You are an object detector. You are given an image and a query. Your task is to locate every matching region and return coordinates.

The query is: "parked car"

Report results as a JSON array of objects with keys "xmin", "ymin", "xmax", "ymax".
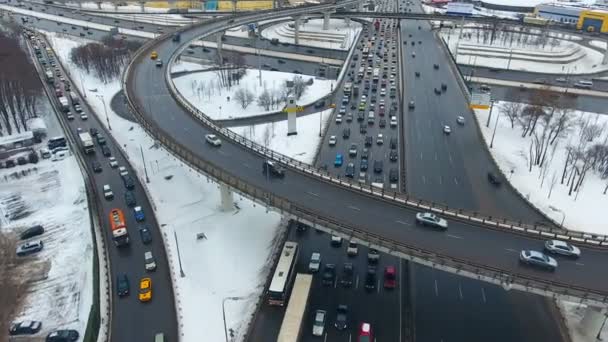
[
  {"xmin": 519, "ymin": 250, "xmax": 558, "ymax": 271},
  {"xmin": 20, "ymin": 225, "xmax": 44, "ymax": 240},
  {"xmin": 544, "ymin": 240, "xmax": 581, "ymax": 258},
  {"xmin": 10, "ymin": 320, "xmax": 42, "ymax": 335},
  {"xmin": 46, "ymin": 329, "xmax": 79, "ymax": 342},
  {"xmin": 415, "ymin": 212, "xmax": 448, "ymax": 230},
  {"xmin": 16, "ymin": 240, "xmax": 43, "ymax": 256}
]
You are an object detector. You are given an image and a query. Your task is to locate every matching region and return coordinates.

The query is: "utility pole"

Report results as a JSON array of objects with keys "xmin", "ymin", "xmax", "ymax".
[
  {"xmin": 490, "ymin": 108, "xmax": 500, "ymax": 148},
  {"xmin": 485, "ymin": 99, "xmax": 495, "ymax": 128},
  {"xmin": 140, "ymin": 145, "xmax": 150, "ymax": 183}
]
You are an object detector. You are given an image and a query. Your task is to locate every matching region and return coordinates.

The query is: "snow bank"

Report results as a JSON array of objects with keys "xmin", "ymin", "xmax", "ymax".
[{"xmin": 261, "ymin": 18, "xmax": 361, "ymax": 50}]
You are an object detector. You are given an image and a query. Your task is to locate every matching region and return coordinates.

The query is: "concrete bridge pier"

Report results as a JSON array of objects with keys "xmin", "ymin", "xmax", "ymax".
[
  {"xmin": 578, "ymin": 305, "xmax": 607, "ymax": 339},
  {"xmin": 345, "ymin": 16, "xmax": 351, "ymax": 27},
  {"xmin": 139, "ymin": 1, "xmax": 146, "ymax": 12},
  {"xmin": 323, "ymin": 11, "xmax": 331, "ymax": 30},
  {"xmin": 219, "ymin": 184, "xmax": 234, "ymax": 212},
  {"xmin": 358, "ymin": 0, "xmax": 365, "ymax": 11},
  {"xmin": 96, "ymin": 1, "xmax": 102, "ymax": 10},
  {"xmin": 293, "ymin": 16, "xmax": 301, "ymax": 45},
  {"xmin": 216, "ymin": 32, "xmax": 224, "ymax": 56},
  {"xmin": 603, "ymin": 42, "xmax": 608, "ymax": 65}
]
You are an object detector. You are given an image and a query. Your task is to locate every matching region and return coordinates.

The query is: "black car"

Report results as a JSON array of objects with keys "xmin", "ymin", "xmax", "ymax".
[
  {"xmin": 365, "ymin": 267, "xmax": 377, "ymax": 291},
  {"xmin": 389, "ymin": 168, "xmax": 399, "ymax": 183},
  {"xmin": 335, "ymin": 305, "xmax": 349, "ymax": 330},
  {"xmin": 373, "ymin": 160, "xmax": 383, "ymax": 173},
  {"xmin": 314, "ymin": 100, "xmax": 326, "ymax": 108},
  {"xmin": 441, "ymin": 83, "xmax": 447, "ymax": 91},
  {"xmin": 434, "ymin": 88, "xmax": 441, "ymax": 95},
  {"xmin": 10, "ymin": 320, "xmax": 42, "ymax": 335},
  {"xmin": 340, "ymin": 263, "xmax": 354, "ymax": 287},
  {"xmin": 390, "ymin": 137, "xmax": 398, "ymax": 149},
  {"xmin": 365, "ymin": 136, "xmax": 372, "ymax": 146},
  {"xmin": 20, "ymin": 225, "xmax": 44, "ymax": 240},
  {"xmin": 357, "ymin": 112, "xmax": 365, "ymax": 121},
  {"xmin": 343, "ymin": 128, "xmax": 351, "ymax": 139},
  {"xmin": 92, "ymin": 161, "xmax": 102, "ymax": 173},
  {"xmin": 139, "ymin": 225, "xmax": 152, "ymax": 244},
  {"xmin": 123, "ymin": 175, "xmax": 135, "ymax": 189},
  {"xmin": 360, "ymin": 159, "xmax": 369, "ymax": 171},
  {"xmin": 360, "ymin": 124, "xmax": 367, "ymax": 134},
  {"xmin": 46, "ymin": 329, "xmax": 79, "ymax": 342},
  {"xmin": 89, "ymin": 127, "xmax": 98, "ymax": 137},
  {"xmin": 389, "ymin": 150, "xmax": 398, "ymax": 162},
  {"xmin": 101, "ymin": 145, "xmax": 111, "ymax": 157},
  {"xmin": 96, "ymin": 135, "xmax": 106, "ymax": 145},
  {"xmin": 322, "ymin": 264, "xmax": 336, "ymax": 286},
  {"xmin": 487, "ymin": 172, "xmax": 502, "ymax": 186},
  {"xmin": 345, "ymin": 163, "xmax": 355, "ymax": 178},
  {"xmin": 124, "ymin": 190, "xmax": 136, "ymax": 207},
  {"xmin": 379, "ymin": 118, "xmax": 386, "ymax": 128},
  {"xmin": 433, "ymin": 64, "xmax": 439, "ymax": 69},
  {"xmin": 263, "ymin": 160, "xmax": 285, "ymax": 178},
  {"xmin": 116, "ymin": 274, "xmax": 129, "ymax": 297},
  {"xmin": 361, "ymin": 148, "xmax": 369, "ymax": 160}
]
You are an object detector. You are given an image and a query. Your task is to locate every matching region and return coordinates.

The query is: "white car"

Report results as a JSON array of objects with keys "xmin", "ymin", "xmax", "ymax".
[
  {"xmin": 109, "ymin": 157, "xmax": 118, "ymax": 168},
  {"xmin": 519, "ymin": 250, "xmax": 558, "ymax": 271},
  {"xmin": 309, "ymin": 252, "xmax": 321, "ymax": 272},
  {"xmin": 390, "ymin": 117, "xmax": 397, "ymax": 127},
  {"xmin": 328, "ymin": 136, "xmax": 337, "ymax": 146},
  {"xmin": 312, "ymin": 310, "xmax": 326, "ymax": 337},
  {"xmin": 415, "ymin": 212, "xmax": 448, "ymax": 230},
  {"xmin": 376, "ymin": 134, "xmax": 384, "ymax": 145},
  {"xmin": 205, "ymin": 134, "xmax": 221, "ymax": 146},
  {"xmin": 118, "ymin": 166, "xmax": 128, "ymax": 177},
  {"xmin": 103, "ymin": 184, "xmax": 113, "ymax": 199},
  {"xmin": 544, "ymin": 240, "xmax": 581, "ymax": 258},
  {"xmin": 456, "ymin": 116, "xmax": 465, "ymax": 125},
  {"xmin": 336, "ymin": 115, "xmax": 343, "ymax": 124},
  {"xmin": 443, "ymin": 125, "xmax": 452, "ymax": 134},
  {"xmin": 347, "ymin": 241, "xmax": 358, "ymax": 256}
]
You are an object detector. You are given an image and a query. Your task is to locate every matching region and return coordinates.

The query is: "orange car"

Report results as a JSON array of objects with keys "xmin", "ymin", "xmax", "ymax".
[{"xmin": 138, "ymin": 277, "xmax": 152, "ymax": 302}]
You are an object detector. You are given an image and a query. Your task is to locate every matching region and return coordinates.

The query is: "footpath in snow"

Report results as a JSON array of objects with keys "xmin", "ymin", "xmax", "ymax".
[{"xmin": 44, "ymin": 30, "xmax": 328, "ymax": 342}]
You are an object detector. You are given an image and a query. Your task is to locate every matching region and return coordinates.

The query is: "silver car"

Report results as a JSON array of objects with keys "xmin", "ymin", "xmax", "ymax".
[
  {"xmin": 309, "ymin": 252, "xmax": 321, "ymax": 272},
  {"xmin": 519, "ymin": 250, "xmax": 558, "ymax": 271},
  {"xmin": 415, "ymin": 212, "xmax": 448, "ymax": 230},
  {"xmin": 312, "ymin": 309, "xmax": 326, "ymax": 336},
  {"xmin": 544, "ymin": 240, "xmax": 581, "ymax": 258}
]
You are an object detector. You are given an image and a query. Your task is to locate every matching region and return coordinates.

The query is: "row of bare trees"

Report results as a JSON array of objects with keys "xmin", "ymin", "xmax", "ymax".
[{"xmin": 0, "ymin": 29, "xmax": 42, "ymax": 136}]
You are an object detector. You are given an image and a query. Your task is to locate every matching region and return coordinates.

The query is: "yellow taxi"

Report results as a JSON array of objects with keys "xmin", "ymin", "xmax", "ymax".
[
  {"xmin": 150, "ymin": 51, "xmax": 158, "ymax": 60},
  {"xmin": 139, "ymin": 277, "xmax": 152, "ymax": 302},
  {"xmin": 329, "ymin": 103, "xmax": 336, "ymax": 108}
]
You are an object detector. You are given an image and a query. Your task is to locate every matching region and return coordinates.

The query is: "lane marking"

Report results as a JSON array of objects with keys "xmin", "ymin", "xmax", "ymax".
[
  {"xmin": 481, "ymin": 287, "xmax": 487, "ymax": 303},
  {"xmin": 399, "ymin": 258, "xmax": 403, "ymax": 342},
  {"xmin": 307, "ymin": 191, "xmax": 320, "ymax": 197},
  {"xmin": 449, "ymin": 153, "xmax": 453, "ymax": 165},
  {"xmin": 419, "ymin": 151, "xmax": 423, "ymax": 160},
  {"xmin": 439, "ymin": 175, "xmax": 442, "ymax": 185},
  {"xmin": 434, "ymin": 279, "xmax": 439, "ymax": 297},
  {"xmin": 458, "ymin": 283, "xmax": 464, "ymax": 300},
  {"xmin": 348, "ymin": 205, "xmax": 361, "ymax": 211},
  {"xmin": 434, "ymin": 152, "xmax": 438, "ymax": 161},
  {"xmin": 575, "ymin": 262, "xmax": 585, "ymax": 266},
  {"xmin": 422, "ymin": 175, "xmax": 426, "ymax": 184},
  {"xmin": 355, "ymin": 275, "xmax": 359, "ymax": 289},
  {"xmin": 453, "ymin": 177, "xmax": 459, "ymax": 185},
  {"xmin": 218, "ymin": 150, "xmax": 228, "ymax": 156},
  {"xmin": 505, "ymin": 248, "xmax": 518, "ymax": 253},
  {"xmin": 446, "ymin": 234, "xmax": 463, "ymax": 240},
  {"xmin": 242, "ymin": 163, "xmax": 252, "ymax": 169},
  {"xmin": 396, "ymin": 220, "xmax": 411, "ymax": 226}
]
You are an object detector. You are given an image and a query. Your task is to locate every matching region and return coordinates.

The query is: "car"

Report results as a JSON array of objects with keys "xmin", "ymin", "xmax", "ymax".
[
  {"xmin": 384, "ymin": 265, "xmax": 397, "ymax": 288},
  {"xmin": 46, "ymin": 329, "xmax": 79, "ymax": 342},
  {"xmin": 364, "ymin": 267, "xmax": 377, "ymax": 291},
  {"xmin": 441, "ymin": 83, "xmax": 447, "ymax": 91},
  {"xmin": 117, "ymin": 273, "xmax": 130, "ymax": 297},
  {"xmin": 335, "ymin": 305, "xmax": 348, "ymax": 330},
  {"xmin": 96, "ymin": 135, "xmax": 106, "ymax": 145},
  {"xmin": 373, "ymin": 160, "xmax": 383, "ymax": 173},
  {"xmin": 123, "ymin": 175, "xmax": 135, "ymax": 190},
  {"xmin": 80, "ymin": 113, "xmax": 88, "ymax": 120},
  {"xmin": 331, "ymin": 235, "xmax": 342, "ymax": 246},
  {"xmin": 133, "ymin": 206, "xmax": 145, "ymax": 221},
  {"xmin": 433, "ymin": 63, "xmax": 439, "ymax": 69},
  {"xmin": 205, "ymin": 134, "xmax": 221, "ymax": 146},
  {"xmin": 349, "ymin": 143, "xmax": 358, "ymax": 156},
  {"xmin": 309, "ymin": 252, "xmax": 321, "ymax": 272},
  {"xmin": 262, "ymin": 160, "xmax": 285, "ymax": 178},
  {"xmin": 487, "ymin": 172, "xmax": 501, "ymax": 185},
  {"xmin": 342, "ymin": 128, "xmax": 351, "ymax": 139},
  {"xmin": 124, "ymin": 190, "xmax": 136, "ymax": 207},
  {"xmin": 145, "ymin": 251, "xmax": 157, "ymax": 271},
  {"xmin": 361, "ymin": 148, "xmax": 369, "ymax": 161},
  {"xmin": 345, "ymin": 163, "xmax": 355, "ymax": 178},
  {"xmin": 334, "ymin": 154, "xmax": 343, "ymax": 167},
  {"xmin": 555, "ymin": 77, "xmax": 567, "ymax": 83},
  {"xmin": 358, "ymin": 322, "xmax": 373, "ymax": 341},
  {"xmin": 101, "ymin": 145, "xmax": 111, "ymax": 157},
  {"xmin": 360, "ymin": 158, "xmax": 369, "ymax": 171},
  {"xmin": 360, "ymin": 123, "xmax": 367, "ymax": 134},
  {"xmin": 312, "ymin": 310, "xmax": 327, "ymax": 336},
  {"xmin": 347, "ymin": 241, "xmax": 358, "ymax": 256},
  {"xmin": 456, "ymin": 116, "xmax": 465, "ymax": 125},
  {"xmin": 376, "ymin": 134, "xmax": 384, "ymax": 145},
  {"xmin": 364, "ymin": 136, "xmax": 372, "ymax": 147},
  {"xmin": 20, "ymin": 225, "xmax": 44, "ymax": 240},
  {"xmin": 346, "ymin": 113, "xmax": 353, "ymax": 122},
  {"xmin": 73, "ymin": 104, "xmax": 83, "ymax": 113},
  {"xmin": 118, "ymin": 166, "xmax": 128, "ymax": 176},
  {"xmin": 92, "ymin": 161, "xmax": 102, "ymax": 173},
  {"xmin": 16, "ymin": 240, "xmax": 43, "ymax": 256},
  {"xmin": 443, "ymin": 125, "xmax": 452, "ymax": 134},
  {"xmin": 390, "ymin": 117, "xmax": 397, "ymax": 127},
  {"xmin": 10, "ymin": 320, "xmax": 42, "ymax": 335},
  {"xmin": 109, "ymin": 157, "xmax": 118, "ymax": 168},
  {"xmin": 379, "ymin": 118, "xmax": 386, "ymax": 128},
  {"xmin": 519, "ymin": 250, "xmax": 558, "ymax": 271},
  {"xmin": 139, "ymin": 225, "xmax": 152, "ymax": 244},
  {"xmin": 155, "ymin": 59, "xmax": 163, "ymax": 67},
  {"xmin": 103, "ymin": 184, "xmax": 114, "ymax": 199},
  {"xmin": 415, "ymin": 71, "xmax": 420, "ymax": 77},
  {"xmin": 139, "ymin": 277, "xmax": 153, "ymax": 302},
  {"xmin": 336, "ymin": 114, "xmax": 343, "ymax": 124},
  {"xmin": 328, "ymin": 136, "xmax": 337, "ymax": 146},
  {"xmin": 434, "ymin": 88, "xmax": 442, "ymax": 95},
  {"xmin": 322, "ymin": 263, "xmax": 336, "ymax": 286},
  {"xmin": 415, "ymin": 212, "xmax": 448, "ymax": 230},
  {"xmin": 389, "ymin": 168, "xmax": 398, "ymax": 183},
  {"xmin": 544, "ymin": 240, "xmax": 581, "ymax": 258},
  {"xmin": 408, "ymin": 100, "xmax": 415, "ymax": 109}
]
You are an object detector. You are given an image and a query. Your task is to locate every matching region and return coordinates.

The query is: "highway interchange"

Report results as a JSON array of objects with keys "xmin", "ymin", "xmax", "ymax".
[{"xmin": 8, "ymin": 0, "xmax": 608, "ymax": 341}]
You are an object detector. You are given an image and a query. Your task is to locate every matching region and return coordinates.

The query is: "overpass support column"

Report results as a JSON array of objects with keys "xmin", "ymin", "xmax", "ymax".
[
  {"xmin": 216, "ymin": 33, "xmax": 224, "ymax": 56},
  {"xmin": 294, "ymin": 16, "xmax": 301, "ymax": 45},
  {"xmin": 96, "ymin": 1, "xmax": 102, "ymax": 10},
  {"xmin": 579, "ymin": 306, "xmax": 606, "ymax": 337},
  {"xmin": 345, "ymin": 17, "xmax": 351, "ymax": 27},
  {"xmin": 359, "ymin": 0, "xmax": 365, "ymax": 11},
  {"xmin": 323, "ymin": 11, "xmax": 331, "ymax": 30},
  {"xmin": 219, "ymin": 184, "xmax": 234, "ymax": 212},
  {"xmin": 139, "ymin": 1, "xmax": 146, "ymax": 12},
  {"xmin": 603, "ymin": 42, "xmax": 608, "ymax": 65}
]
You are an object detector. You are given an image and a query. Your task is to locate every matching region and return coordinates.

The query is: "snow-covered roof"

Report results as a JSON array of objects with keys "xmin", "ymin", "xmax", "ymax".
[
  {"xmin": 480, "ymin": 0, "xmax": 547, "ymax": 7},
  {"xmin": 27, "ymin": 117, "xmax": 47, "ymax": 132},
  {"xmin": 0, "ymin": 131, "xmax": 34, "ymax": 146}
]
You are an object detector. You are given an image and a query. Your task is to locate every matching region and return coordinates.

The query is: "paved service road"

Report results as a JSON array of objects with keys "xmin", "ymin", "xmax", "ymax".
[
  {"xmin": 32, "ymin": 33, "xmax": 177, "ymax": 342},
  {"xmin": 127, "ymin": 3, "xmax": 608, "ymax": 296}
]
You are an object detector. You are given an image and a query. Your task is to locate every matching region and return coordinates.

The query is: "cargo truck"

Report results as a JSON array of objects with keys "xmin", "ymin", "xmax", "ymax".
[
  {"xmin": 78, "ymin": 132, "xmax": 95, "ymax": 154},
  {"xmin": 58, "ymin": 96, "xmax": 69, "ymax": 112}
]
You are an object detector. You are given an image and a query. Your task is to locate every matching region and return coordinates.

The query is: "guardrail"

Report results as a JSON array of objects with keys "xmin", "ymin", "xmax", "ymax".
[{"xmin": 122, "ymin": 1, "xmax": 608, "ymax": 306}]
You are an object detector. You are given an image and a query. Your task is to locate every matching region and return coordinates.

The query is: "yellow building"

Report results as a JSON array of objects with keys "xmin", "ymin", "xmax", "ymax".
[
  {"xmin": 577, "ymin": 10, "xmax": 608, "ymax": 33},
  {"xmin": 217, "ymin": 0, "xmax": 273, "ymax": 10}
]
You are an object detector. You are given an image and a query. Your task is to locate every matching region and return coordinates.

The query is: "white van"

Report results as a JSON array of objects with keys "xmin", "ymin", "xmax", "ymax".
[
  {"xmin": 40, "ymin": 148, "xmax": 51, "ymax": 159},
  {"xmin": 52, "ymin": 151, "xmax": 67, "ymax": 161}
]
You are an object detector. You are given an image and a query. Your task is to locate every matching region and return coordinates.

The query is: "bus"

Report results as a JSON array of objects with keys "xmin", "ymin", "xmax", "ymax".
[
  {"xmin": 109, "ymin": 209, "xmax": 130, "ymax": 247},
  {"xmin": 276, "ymin": 273, "xmax": 313, "ymax": 342},
  {"xmin": 47, "ymin": 136, "xmax": 66, "ymax": 150},
  {"xmin": 574, "ymin": 80, "xmax": 593, "ymax": 89},
  {"xmin": 267, "ymin": 241, "xmax": 299, "ymax": 306},
  {"xmin": 344, "ymin": 82, "xmax": 352, "ymax": 96}
]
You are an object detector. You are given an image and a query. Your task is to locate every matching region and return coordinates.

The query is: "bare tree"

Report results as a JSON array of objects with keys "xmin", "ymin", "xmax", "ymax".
[
  {"xmin": 234, "ymin": 87, "xmax": 255, "ymax": 109},
  {"xmin": 262, "ymin": 124, "xmax": 271, "ymax": 148},
  {"xmin": 257, "ymin": 89, "xmax": 272, "ymax": 111},
  {"xmin": 501, "ymin": 101, "xmax": 522, "ymax": 129}
]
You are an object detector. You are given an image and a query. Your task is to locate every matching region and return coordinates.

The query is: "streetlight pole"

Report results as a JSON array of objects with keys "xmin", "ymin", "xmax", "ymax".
[
  {"xmin": 490, "ymin": 107, "xmax": 500, "ymax": 148},
  {"xmin": 174, "ymin": 230, "xmax": 185, "ymax": 277},
  {"xmin": 96, "ymin": 95, "xmax": 111, "ymax": 131},
  {"xmin": 222, "ymin": 296, "xmax": 246, "ymax": 342},
  {"xmin": 140, "ymin": 145, "xmax": 150, "ymax": 183},
  {"xmin": 596, "ymin": 313, "xmax": 608, "ymax": 341},
  {"xmin": 485, "ymin": 99, "xmax": 495, "ymax": 128},
  {"xmin": 318, "ymin": 110, "xmax": 323, "ymax": 137}
]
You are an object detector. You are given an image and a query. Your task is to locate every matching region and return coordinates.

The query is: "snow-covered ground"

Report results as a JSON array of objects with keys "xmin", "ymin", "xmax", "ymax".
[
  {"xmin": 0, "ymin": 154, "xmax": 93, "ymax": 339},
  {"xmin": 171, "ymin": 59, "xmax": 215, "ymax": 74},
  {"xmin": 474, "ymin": 102, "xmax": 608, "ymax": 234},
  {"xmin": 173, "ymin": 69, "xmax": 335, "ymax": 120},
  {"xmin": 561, "ymin": 301, "xmax": 608, "ymax": 342},
  {"xmin": 441, "ymin": 29, "xmax": 606, "ymax": 74},
  {"xmin": 261, "ymin": 18, "xmax": 362, "ymax": 50},
  {"xmin": 44, "ymin": 30, "xmax": 326, "ymax": 342},
  {"xmin": 231, "ymin": 108, "xmax": 332, "ymax": 164},
  {"xmin": 66, "ymin": 1, "xmax": 173, "ymax": 12},
  {"xmin": 590, "ymin": 39, "xmax": 607, "ymax": 50}
]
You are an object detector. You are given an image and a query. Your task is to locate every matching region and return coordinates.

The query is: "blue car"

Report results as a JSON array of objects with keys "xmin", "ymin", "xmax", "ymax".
[
  {"xmin": 134, "ymin": 206, "xmax": 145, "ymax": 221},
  {"xmin": 335, "ymin": 154, "xmax": 343, "ymax": 167}
]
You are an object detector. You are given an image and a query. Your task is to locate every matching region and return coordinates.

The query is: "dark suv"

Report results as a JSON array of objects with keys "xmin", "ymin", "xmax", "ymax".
[
  {"xmin": 263, "ymin": 160, "xmax": 285, "ymax": 178},
  {"xmin": 117, "ymin": 273, "xmax": 130, "ymax": 297},
  {"xmin": 487, "ymin": 172, "xmax": 502, "ymax": 186}
]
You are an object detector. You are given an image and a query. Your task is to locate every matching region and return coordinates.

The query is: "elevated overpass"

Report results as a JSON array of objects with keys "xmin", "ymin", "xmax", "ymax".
[{"xmin": 123, "ymin": 0, "xmax": 608, "ymax": 309}]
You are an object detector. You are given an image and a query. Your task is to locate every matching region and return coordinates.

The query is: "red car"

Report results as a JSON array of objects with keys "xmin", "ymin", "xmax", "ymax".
[
  {"xmin": 384, "ymin": 266, "xmax": 396, "ymax": 289},
  {"xmin": 358, "ymin": 322, "xmax": 373, "ymax": 342}
]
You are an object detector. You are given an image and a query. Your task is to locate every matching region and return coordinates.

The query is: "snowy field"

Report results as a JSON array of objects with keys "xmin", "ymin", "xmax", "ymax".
[
  {"xmin": 44, "ymin": 31, "xmax": 326, "ymax": 342},
  {"xmin": 261, "ymin": 18, "xmax": 362, "ymax": 50},
  {"xmin": 474, "ymin": 102, "xmax": 608, "ymax": 234},
  {"xmin": 0, "ymin": 155, "xmax": 93, "ymax": 339},
  {"xmin": 441, "ymin": 29, "xmax": 605, "ymax": 74},
  {"xmin": 590, "ymin": 40, "xmax": 607, "ymax": 50},
  {"xmin": 231, "ymin": 108, "xmax": 332, "ymax": 164},
  {"xmin": 173, "ymin": 69, "xmax": 335, "ymax": 119},
  {"xmin": 171, "ymin": 60, "xmax": 215, "ymax": 74}
]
